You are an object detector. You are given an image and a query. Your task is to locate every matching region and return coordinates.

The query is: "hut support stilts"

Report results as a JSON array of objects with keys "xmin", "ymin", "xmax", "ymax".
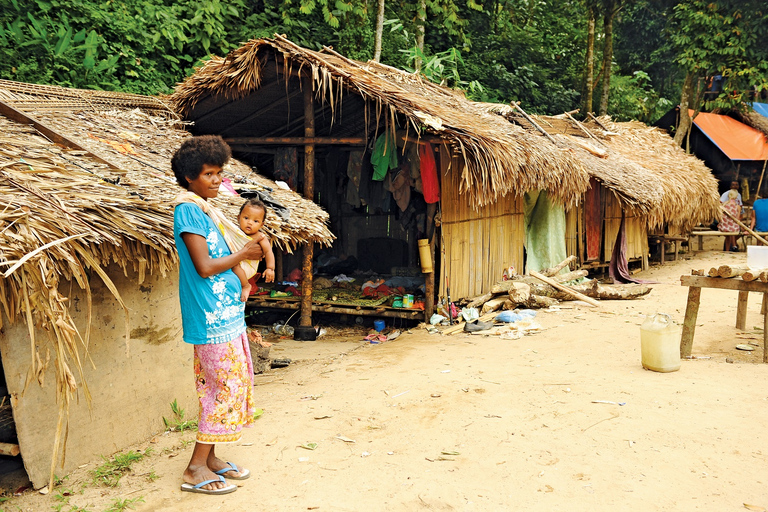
[{"xmin": 297, "ymin": 75, "xmax": 316, "ymax": 339}]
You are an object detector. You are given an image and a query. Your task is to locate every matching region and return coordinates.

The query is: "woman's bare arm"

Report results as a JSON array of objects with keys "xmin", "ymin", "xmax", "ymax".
[{"xmin": 181, "ymin": 232, "xmax": 264, "ymax": 278}]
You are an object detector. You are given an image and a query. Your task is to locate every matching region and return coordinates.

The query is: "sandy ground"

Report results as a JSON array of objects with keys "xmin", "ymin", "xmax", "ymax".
[{"xmin": 6, "ymin": 246, "xmax": 768, "ymax": 512}]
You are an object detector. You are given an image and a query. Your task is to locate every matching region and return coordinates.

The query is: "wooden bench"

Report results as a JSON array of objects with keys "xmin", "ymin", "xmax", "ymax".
[
  {"xmin": 648, "ymin": 234, "xmax": 688, "ymax": 264},
  {"xmin": 691, "ymin": 230, "xmax": 768, "ymax": 251}
]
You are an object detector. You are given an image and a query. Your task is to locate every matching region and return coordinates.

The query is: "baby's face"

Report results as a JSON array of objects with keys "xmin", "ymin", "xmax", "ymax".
[{"xmin": 239, "ymin": 205, "xmax": 266, "ymax": 236}]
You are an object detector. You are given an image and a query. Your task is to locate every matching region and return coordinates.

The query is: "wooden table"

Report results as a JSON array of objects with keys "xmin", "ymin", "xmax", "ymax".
[
  {"xmin": 648, "ymin": 234, "xmax": 688, "ymax": 264},
  {"xmin": 680, "ymin": 275, "xmax": 768, "ymax": 362}
]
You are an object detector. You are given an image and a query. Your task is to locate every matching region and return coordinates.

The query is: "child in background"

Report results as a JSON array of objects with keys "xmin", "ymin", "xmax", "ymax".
[{"xmin": 232, "ymin": 198, "xmax": 275, "ymax": 300}]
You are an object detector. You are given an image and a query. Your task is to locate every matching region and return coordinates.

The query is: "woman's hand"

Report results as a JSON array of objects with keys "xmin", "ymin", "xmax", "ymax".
[{"xmin": 242, "ymin": 237, "xmax": 265, "ymax": 261}]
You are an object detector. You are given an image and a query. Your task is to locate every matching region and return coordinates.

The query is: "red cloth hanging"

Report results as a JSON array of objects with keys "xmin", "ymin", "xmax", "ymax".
[{"xmin": 419, "ymin": 143, "xmax": 440, "ymax": 203}]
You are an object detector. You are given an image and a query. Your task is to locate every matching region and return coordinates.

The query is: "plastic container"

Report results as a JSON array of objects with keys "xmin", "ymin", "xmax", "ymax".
[
  {"xmin": 373, "ymin": 320, "xmax": 385, "ymax": 332},
  {"xmin": 640, "ymin": 314, "xmax": 681, "ymax": 373},
  {"xmin": 403, "ymin": 294, "xmax": 414, "ymax": 308},
  {"xmin": 418, "ymin": 239, "xmax": 433, "ymax": 273},
  {"xmin": 747, "ymin": 246, "xmax": 768, "ymax": 268}
]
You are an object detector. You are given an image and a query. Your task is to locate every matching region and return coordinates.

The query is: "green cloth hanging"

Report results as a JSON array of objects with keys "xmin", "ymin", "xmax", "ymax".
[
  {"xmin": 370, "ymin": 132, "xmax": 398, "ymax": 181},
  {"xmin": 524, "ymin": 190, "xmax": 567, "ymax": 273}
]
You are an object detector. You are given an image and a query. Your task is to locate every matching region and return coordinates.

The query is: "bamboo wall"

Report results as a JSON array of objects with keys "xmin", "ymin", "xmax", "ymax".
[
  {"xmin": 439, "ymin": 145, "xmax": 524, "ymax": 300},
  {"xmin": 565, "ymin": 207, "xmax": 579, "ymax": 260},
  {"xmin": 604, "ymin": 192, "xmax": 649, "ymax": 261}
]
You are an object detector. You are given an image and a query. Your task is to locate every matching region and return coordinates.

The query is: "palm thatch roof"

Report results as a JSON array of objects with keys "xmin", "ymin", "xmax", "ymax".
[
  {"xmin": 732, "ymin": 109, "xmax": 768, "ymax": 141},
  {"xmin": 491, "ymin": 106, "xmax": 720, "ymax": 230},
  {"xmin": 170, "ymin": 35, "xmax": 590, "ymax": 208},
  {"xmin": 0, "ymin": 80, "xmax": 333, "ymax": 485}
]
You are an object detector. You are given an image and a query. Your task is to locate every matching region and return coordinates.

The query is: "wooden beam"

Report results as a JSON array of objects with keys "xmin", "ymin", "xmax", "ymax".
[
  {"xmin": 223, "ymin": 136, "xmax": 367, "ymax": 145},
  {"xmin": 247, "ymin": 299, "xmax": 424, "ymax": 319},
  {"xmin": 681, "ymin": 275, "xmax": 768, "ymax": 292},
  {"xmin": 0, "ymin": 99, "xmax": 118, "ymax": 169},
  {"xmin": 299, "ymin": 75, "xmax": 315, "ymax": 329}
]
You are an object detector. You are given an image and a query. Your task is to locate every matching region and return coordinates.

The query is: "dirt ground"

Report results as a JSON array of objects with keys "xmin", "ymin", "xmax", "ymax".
[{"xmin": 6, "ymin": 245, "xmax": 768, "ymax": 512}]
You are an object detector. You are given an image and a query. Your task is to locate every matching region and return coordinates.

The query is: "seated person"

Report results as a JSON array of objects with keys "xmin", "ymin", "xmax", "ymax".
[{"xmin": 751, "ymin": 195, "xmax": 768, "ymax": 246}]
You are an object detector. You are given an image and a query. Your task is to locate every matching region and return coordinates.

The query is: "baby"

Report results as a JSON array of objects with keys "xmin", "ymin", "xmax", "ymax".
[{"xmin": 232, "ymin": 198, "xmax": 275, "ymax": 301}]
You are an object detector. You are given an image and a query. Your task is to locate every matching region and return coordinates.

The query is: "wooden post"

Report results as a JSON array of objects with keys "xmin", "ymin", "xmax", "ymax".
[
  {"xmin": 764, "ymin": 293, "xmax": 768, "ymax": 363},
  {"xmin": 736, "ymin": 290, "xmax": 749, "ymax": 330},
  {"xmin": 299, "ymin": 76, "xmax": 315, "ymax": 330},
  {"xmin": 275, "ymin": 247, "xmax": 284, "ymax": 282},
  {"xmin": 424, "ymin": 236, "xmax": 435, "ymax": 318},
  {"xmin": 680, "ymin": 286, "xmax": 701, "ymax": 357}
]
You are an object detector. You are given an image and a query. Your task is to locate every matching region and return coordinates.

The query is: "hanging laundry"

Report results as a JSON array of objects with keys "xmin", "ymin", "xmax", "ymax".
[
  {"xmin": 419, "ymin": 142, "xmax": 440, "ymax": 203},
  {"xmin": 346, "ymin": 150, "xmax": 364, "ymax": 207},
  {"xmin": 391, "ymin": 167, "xmax": 411, "ymax": 212},
  {"xmin": 274, "ymin": 147, "xmax": 298, "ymax": 190},
  {"xmin": 370, "ymin": 132, "xmax": 398, "ymax": 181},
  {"xmin": 405, "ymin": 144, "xmax": 422, "ymax": 194}
]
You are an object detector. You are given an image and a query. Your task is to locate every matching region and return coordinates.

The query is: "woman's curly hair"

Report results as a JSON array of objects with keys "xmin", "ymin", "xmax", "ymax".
[{"xmin": 171, "ymin": 135, "xmax": 231, "ymax": 189}]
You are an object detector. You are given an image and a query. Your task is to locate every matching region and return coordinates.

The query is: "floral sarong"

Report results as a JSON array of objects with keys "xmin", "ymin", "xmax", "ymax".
[{"xmin": 194, "ymin": 332, "xmax": 255, "ymax": 444}]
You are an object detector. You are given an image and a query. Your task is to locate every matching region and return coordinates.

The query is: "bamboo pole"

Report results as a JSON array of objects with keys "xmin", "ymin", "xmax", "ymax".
[
  {"xmin": 510, "ymin": 102, "xmax": 558, "ymax": 145},
  {"xmin": 529, "ymin": 271, "xmax": 600, "ymax": 307},
  {"xmin": 299, "ymin": 75, "xmax": 315, "ymax": 331},
  {"xmin": 756, "ymin": 158, "xmax": 768, "ymax": 199},
  {"xmin": 720, "ymin": 205, "xmax": 768, "ymax": 245}
]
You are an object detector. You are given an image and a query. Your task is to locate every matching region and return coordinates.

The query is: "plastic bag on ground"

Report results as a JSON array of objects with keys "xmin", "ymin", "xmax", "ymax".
[{"xmin": 461, "ymin": 307, "xmax": 479, "ymax": 322}]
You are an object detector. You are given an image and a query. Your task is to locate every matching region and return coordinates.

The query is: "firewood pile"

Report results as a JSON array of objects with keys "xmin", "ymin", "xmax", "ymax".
[
  {"xmin": 692, "ymin": 265, "xmax": 768, "ymax": 282},
  {"xmin": 442, "ymin": 256, "xmax": 652, "ymax": 334}
]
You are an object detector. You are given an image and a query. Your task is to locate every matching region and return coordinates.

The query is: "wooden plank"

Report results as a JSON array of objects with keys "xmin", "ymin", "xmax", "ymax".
[
  {"xmin": 0, "ymin": 99, "xmax": 119, "ymax": 169},
  {"xmin": 680, "ymin": 286, "xmax": 702, "ymax": 357},
  {"xmin": 529, "ymin": 270, "xmax": 600, "ymax": 307},
  {"xmin": 681, "ymin": 275, "xmax": 768, "ymax": 292},
  {"xmin": 764, "ymin": 293, "xmax": 768, "ymax": 363},
  {"xmin": 736, "ymin": 290, "xmax": 749, "ymax": 330},
  {"xmin": 223, "ymin": 136, "xmax": 367, "ymax": 145}
]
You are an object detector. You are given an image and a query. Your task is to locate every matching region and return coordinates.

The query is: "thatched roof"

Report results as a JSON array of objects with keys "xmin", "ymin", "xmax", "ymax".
[
  {"xmin": 733, "ymin": 109, "xmax": 768, "ymax": 141},
  {"xmin": 170, "ymin": 35, "xmax": 590, "ymax": 208},
  {"xmin": 492, "ymin": 106, "xmax": 720, "ymax": 230}
]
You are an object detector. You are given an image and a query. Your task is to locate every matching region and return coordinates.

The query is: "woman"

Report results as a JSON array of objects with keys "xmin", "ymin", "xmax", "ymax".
[
  {"xmin": 171, "ymin": 136, "xmax": 264, "ymax": 494},
  {"xmin": 719, "ymin": 189, "xmax": 741, "ymax": 252}
]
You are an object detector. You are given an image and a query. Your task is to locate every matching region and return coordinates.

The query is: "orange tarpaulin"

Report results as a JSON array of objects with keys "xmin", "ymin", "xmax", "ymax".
[{"xmin": 689, "ymin": 110, "xmax": 768, "ymax": 161}]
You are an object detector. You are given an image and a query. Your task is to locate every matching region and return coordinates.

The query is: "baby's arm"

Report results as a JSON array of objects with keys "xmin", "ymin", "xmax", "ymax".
[
  {"xmin": 232, "ymin": 263, "xmax": 251, "ymax": 301},
  {"xmin": 258, "ymin": 234, "xmax": 276, "ymax": 283}
]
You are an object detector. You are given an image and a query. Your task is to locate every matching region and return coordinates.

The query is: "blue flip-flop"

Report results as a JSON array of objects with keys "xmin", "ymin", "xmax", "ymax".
[
  {"xmin": 215, "ymin": 461, "xmax": 251, "ymax": 480},
  {"xmin": 180, "ymin": 475, "xmax": 237, "ymax": 494}
]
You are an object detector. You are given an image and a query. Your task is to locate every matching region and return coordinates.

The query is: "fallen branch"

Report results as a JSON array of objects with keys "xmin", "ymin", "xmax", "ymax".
[
  {"xmin": 529, "ymin": 271, "xmax": 600, "ymax": 307},
  {"xmin": 540, "ymin": 256, "xmax": 577, "ymax": 277}
]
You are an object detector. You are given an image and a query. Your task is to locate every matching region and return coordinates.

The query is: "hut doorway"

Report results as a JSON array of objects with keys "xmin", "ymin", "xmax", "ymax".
[{"xmin": 0, "ymin": 352, "xmax": 28, "ymax": 492}]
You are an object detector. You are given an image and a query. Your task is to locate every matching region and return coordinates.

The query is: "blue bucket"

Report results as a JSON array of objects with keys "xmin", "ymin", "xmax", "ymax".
[{"xmin": 373, "ymin": 320, "xmax": 385, "ymax": 332}]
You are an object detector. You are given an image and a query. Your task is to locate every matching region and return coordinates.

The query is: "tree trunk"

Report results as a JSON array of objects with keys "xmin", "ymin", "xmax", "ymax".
[
  {"xmin": 598, "ymin": 3, "xmax": 614, "ymax": 116},
  {"xmin": 373, "ymin": 0, "xmax": 385, "ymax": 62},
  {"xmin": 582, "ymin": 5, "xmax": 596, "ymax": 115},
  {"xmin": 674, "ymin": 72, "xmax": 694, "ymax": 147},
  {"xmin": 415, "ymin": 0, "xmax": 426, "ymax": 71}
]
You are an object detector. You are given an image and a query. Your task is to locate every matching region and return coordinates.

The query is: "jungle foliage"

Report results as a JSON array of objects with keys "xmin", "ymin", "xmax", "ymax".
[{"xmin": 1, "ymin": 0, "xmax": 767, "ymax": 122}]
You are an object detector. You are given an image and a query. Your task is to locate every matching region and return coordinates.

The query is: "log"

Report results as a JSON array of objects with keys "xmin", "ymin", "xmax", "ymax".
[
  {"xmin": 507, "ymin": 282, "xmax": 531, "ymax": 303},
  {"xmin": 553, "ymin": 269, "xmax": 589, "ymax": 283},
  {"xmin": 466, "ymin": 292, "xmax": 493, "ymax": 309},
  {"xmin": 717, "ymin": 265, "xmax": 750, "ymax": 278},
  {"xmin": 570, "ymin": 281, "xmax": 652, "ymax": 300},
  {"xmin": 529, "ymin": 271, "xmax": 600, "ymax": 307},
  {"xmin": 540, "ymin": 256, "xmax": 577, "ymax": 277},
  {"xmin": 521, "ymin": 294, "xmax": 559, "ymax": 308},
  {"xmin": 0, "ymin": 442, "xmax": 20, "ymax": 457},
  {"xmin": 490, "ymin": 280, "xmax": 520, "ymax": 295},
  {"xmin": 761, "ymin": 271, "xmax": 768, "ymax": 283},
  {"xmin": 691, "ymin": 269, "xmax": 706, "ymax": 276},
  {"xmin": 442, "ymin": 312, "xmax": 498, "ymax": 335},
  {"xmin": 502, "ymin": 299, "xmax": 515, "ymax": 310},
  {"xmin": 742, "ymin": 268, "xmax": 768, "ymax": 282},
  {"xmin": 481, "ymin": 297, "xmax": 508, "ymax": 315},
  {"xmin": 708, "ymin": 267, "xmax": 720, "ymax": 277}
]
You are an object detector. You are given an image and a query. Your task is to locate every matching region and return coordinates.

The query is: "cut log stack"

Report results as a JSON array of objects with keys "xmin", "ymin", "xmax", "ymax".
[
  {"xmin": 451, "ymin": 256, "xmax": 653, "ymax": 327},
  {"xmin": 696, "ymin": 267, "xmax": 768, "ymax": 283}
]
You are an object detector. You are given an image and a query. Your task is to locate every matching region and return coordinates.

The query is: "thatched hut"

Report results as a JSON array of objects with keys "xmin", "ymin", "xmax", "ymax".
[
  {"xmin": 170, "ymin": 35, "xmax": 591, "ymax": 311},
  {"xmin": 495, "ymin": 107, "xmax": 720, "ymax": 267},
  {"xmin": 0, "ymin": 79, "xmax": 331, "ymax": 488}
]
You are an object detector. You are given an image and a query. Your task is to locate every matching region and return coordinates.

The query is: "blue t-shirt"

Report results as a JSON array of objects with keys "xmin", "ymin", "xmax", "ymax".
[
  {"xmin": 754, "ymin": 199, "xmax": 768, "ymax": 232},
  {"xmin": 173, "ymin": 203, "xmax": 246, "ymax": 345}
]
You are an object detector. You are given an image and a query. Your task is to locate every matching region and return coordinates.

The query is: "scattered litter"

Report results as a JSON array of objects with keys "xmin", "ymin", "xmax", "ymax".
[
  {"xmin": 431, "ymin": 393, "xmax": 441, "ymax": 398},
  {"xmin": 744, "ymin": 504, "xmax": 766, "ymax": 512},
  {"xmin": 298, "ymin": 457, "xmax": 310, "ymax": 462},
  {"xmin": 441, "ymin": 450, "xmax": 460, "ymax": 455},
  {"xmin": 441, "ymin": 369, "xmax": 451, "ymax": 373},
  {"xmin": 391, "ymin": 390, "xmax": 410, "ymax": 398},
  {"xmin": 300, "ymin": 395, "xmax": 323, "ymax": 401},
  {"xmin": 386, "ymin": 330, "xmax": 401, "ymax": 341},
  {"xmin": 299, "ymin": 443, "xmax": 318, "ymax": 450},
  {"xmin": 430, "ymin": 314, "xmax": 447, "ymax": 325},
  {"xmin": 736, "ymin": 344, "xmax": 755, "ymax": 351},
  {"xmin": 314, "ymin": 415, "xmax": 332, "ymax": 420},
  {"xmin": 361, "ymin": 451, "xmax": 371, "ymax": 457},
  {"xmin": 38, "ymin": 486, "xmax": 49, "ymax": 495},
  {"xmin": 388, "ymin": 451, "xmax": 394, "ymax": 455},
  {"xmin": 335, "ymin": 435, "xmax": 356, "ymax": 443},
  {"xmin": 461, "ymin": 307, "xmax": 480, "ymax": 322},
  {"xmin": 592, "ymin": 400, "xmax": 626, "ymax": 406},
  {"xmin": 684, "ymin": 355, "xmax": 711, "ymax": 360}
]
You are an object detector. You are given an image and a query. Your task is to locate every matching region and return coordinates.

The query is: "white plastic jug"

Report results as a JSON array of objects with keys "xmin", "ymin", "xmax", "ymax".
[{"xmin": 640, "ymin": 314, "xmax": 681, "ymax": 373}]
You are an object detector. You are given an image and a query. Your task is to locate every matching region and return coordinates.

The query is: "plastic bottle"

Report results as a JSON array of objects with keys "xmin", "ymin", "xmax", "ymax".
[{"xmin": 640, "ymin": 314, "xmax": 682, "ymax": 372}]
